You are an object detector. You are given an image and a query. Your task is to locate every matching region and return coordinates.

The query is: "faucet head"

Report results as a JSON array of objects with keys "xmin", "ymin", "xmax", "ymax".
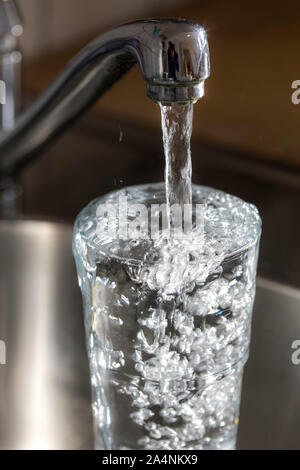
[{"xmin": 128, "ymin": 19, "xmax": 210, "ymax": 104}]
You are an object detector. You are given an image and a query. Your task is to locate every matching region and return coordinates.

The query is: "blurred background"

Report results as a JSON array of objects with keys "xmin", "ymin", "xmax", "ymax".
[{"xmin": 1, "ymin": 0, "xmax": 300, "ymax": 450}]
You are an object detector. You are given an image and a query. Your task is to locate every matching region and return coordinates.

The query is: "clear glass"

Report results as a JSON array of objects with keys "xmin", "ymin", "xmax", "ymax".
[{"xmin": 73, "ymin": 183, "xmax": 261, "ymax": 450}]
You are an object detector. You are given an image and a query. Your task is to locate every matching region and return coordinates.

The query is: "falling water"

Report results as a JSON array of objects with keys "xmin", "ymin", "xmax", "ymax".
[{"xmin": 160, "ymin": 102, "xmax": 194, "ymax": 208}]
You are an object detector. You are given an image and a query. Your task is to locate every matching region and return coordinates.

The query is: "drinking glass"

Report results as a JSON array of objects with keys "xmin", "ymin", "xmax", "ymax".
[{"xmin": 73, "ymin": 183, "xmax": 261, "ymax": 450}]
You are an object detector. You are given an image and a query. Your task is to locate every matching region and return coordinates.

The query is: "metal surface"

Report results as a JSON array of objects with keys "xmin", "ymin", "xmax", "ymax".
[
  {"xmin": 0, "ymin": 0, "xmax": 22, "ymax": 131},
  {"xmin": 238, "ymin": 278, "xmax": 300, "ymax": 450},
  {"xmin": 0, "ymin": 220, "xmax": 93, "ymax": 450},
  {"xmin": 0, "ymin": 18, "xmax": 209, "ymax": 176},
  {"xmin": 0, "ymin": 220, "xmax": 299, "ymax": 449}
]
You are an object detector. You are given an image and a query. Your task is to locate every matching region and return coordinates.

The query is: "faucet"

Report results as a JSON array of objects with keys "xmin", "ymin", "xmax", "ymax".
[{"xmin": 0, "ymin": 18, "xmax": 210, "ymax": 178}]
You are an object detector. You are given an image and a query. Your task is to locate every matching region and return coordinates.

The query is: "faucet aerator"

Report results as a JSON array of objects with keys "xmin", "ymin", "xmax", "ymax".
[{"xmin": 146, "ymin": 82, "xmax": 205, "ymax": 105}]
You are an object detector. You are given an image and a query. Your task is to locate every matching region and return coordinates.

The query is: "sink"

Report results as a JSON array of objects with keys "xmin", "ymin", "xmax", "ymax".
[
  {"xmin": 239, "ymin": 278, "xmax": 300, "ymax": 449},
  {"xmin": 0, "ymin": 220, "xmax": 93, "ymax": 449},
  {"xmin": 0, "ymin": 219, "xmax": 299, "ymax": 449},
  {"xmin": 1, "ymin": 116, "xmax": 299, "ymax": 449}
]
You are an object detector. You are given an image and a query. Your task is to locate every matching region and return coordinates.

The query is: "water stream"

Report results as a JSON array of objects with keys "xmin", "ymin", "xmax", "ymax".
[{"xmin": 160, "ymin": 102, "xmax": 194, "ymax": 209}]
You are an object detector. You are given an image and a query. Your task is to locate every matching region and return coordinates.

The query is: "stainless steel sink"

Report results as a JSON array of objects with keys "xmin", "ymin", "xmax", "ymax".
[
  {"xmin": 239, "ymin": 278, "xmax": 300, "ymax": 449},
  {"xmin": 0, "ymin": 219, "xmax": 299, "ymax": 449},
  {"xmin": 1, "ymin": 97, "xmax": 300, "ymax": 450},
  {"xmin": 0, "ymin": 220, "xmax": 93, "ymax": 450},
  {"xmin": 2, "ymin": 115, "xmax": 300, "ymax": 449}
]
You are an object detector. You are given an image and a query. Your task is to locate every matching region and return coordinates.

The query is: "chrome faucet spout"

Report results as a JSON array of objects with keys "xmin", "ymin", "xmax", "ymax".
[{"xmin": 0, "ymin": 18, "xmax": 209, "ymax": 176}]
